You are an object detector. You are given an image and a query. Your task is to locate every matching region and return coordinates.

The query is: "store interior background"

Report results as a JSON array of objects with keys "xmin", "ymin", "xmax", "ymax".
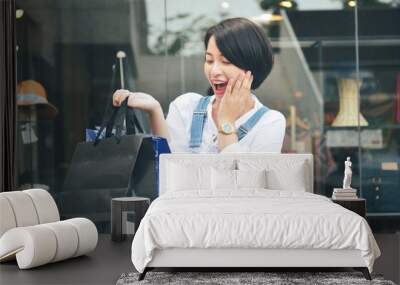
[{"xmin": 14, "ymin": 0, "xmax": 400, "ymax": 282}]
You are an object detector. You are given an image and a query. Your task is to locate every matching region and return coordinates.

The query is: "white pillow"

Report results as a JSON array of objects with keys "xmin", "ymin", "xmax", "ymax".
[
  {"xmin": 266, "ymin": 163, "xmax": 307, "ymax": 191},
  {"xmin": 238, "ymin": 159, "xmax": 309, "ymax": 192},
  {"xmin": 211, "ymin": 169, "xmax": 268, "ymax": 191},
  {"xmin": 167, "ymin": 162, "xmax": 211, "ymax": 191},
  {"xmin": 236, "ymin": 169, "xmax": 267, "ymax": 189},
  {"xmin": 211, "ymin": 168, "xmax": 236, "ymax": 191}
]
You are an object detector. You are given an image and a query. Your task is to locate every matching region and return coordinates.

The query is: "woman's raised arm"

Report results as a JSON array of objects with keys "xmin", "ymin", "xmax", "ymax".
[{"xmin": 112, "ymin": 89, "xmax": 170, "ymax": 141}]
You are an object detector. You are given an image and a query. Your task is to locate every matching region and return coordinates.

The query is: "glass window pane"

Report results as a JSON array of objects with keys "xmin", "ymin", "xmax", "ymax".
[{"xmin": 356, "ymin": 3, "xmax": 400, "ymax": 229}]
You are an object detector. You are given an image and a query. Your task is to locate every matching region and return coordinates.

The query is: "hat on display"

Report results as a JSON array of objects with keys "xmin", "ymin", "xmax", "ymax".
[{"xmin": 17, "ymin": 80, "xmax": 58, "ymax": 119}]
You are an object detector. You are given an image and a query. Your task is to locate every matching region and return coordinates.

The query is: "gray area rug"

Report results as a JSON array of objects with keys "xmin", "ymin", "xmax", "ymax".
[{"xmin": 116, "ymin": 271, "xmax": 396, "ymax": 285}]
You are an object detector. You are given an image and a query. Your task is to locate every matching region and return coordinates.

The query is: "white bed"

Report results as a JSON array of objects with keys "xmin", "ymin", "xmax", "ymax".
[{"xmin": 131, "ymin": 153, "xmax": 380, "ymax": 280}]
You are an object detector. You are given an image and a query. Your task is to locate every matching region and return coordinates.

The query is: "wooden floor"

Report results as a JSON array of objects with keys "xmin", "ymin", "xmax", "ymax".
[
  {"xmin": 1, "ymin": 233, "xmax": 398, "ymax": 285},
  {"xmin": 0, "ymin": 234, "xmax": 133, "ymax": 285}
]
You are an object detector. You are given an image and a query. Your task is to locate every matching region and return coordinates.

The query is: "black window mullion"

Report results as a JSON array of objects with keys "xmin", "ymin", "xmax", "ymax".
[{"xmin": 0, "ymin": 0, "xmax": 17, "ymax": 192}]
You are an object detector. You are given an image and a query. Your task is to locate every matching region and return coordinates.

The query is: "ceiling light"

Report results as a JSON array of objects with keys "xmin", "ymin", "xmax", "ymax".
[
  {"xmin": 221, "ymin": 1, "xmax": 230, "ymax": 10},
  {"xmin": 250, "ymin": 13, "xmax": 283, "ymax": 25},
  {"xmin": 348, "ymin": 0, "xmax": 357, "ymax": 7},
  {"xmin": 280, "ymin": 1, "xmax": 293, "ymax": 9},
  {"xmin": 270, "ymin": 14, "xmax": 283, "ymax": 22},
  {"xmin": 16, "ymin": 9, "xmax": 24, "ymax": 19}
]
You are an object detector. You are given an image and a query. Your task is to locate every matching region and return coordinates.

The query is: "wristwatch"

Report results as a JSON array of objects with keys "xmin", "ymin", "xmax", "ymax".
[{"xmin": 219, "ymin": 121, "xmax": 237, "ymax": 135}]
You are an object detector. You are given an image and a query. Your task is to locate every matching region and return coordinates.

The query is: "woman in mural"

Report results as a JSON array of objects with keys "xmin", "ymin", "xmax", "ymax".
[{"xmin": 113, "ymin": 17, "xmax": 285, "ymax": 153}]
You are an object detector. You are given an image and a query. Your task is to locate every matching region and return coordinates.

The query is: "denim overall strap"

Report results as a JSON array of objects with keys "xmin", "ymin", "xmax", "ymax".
[
  {"xmin": 237, "ymin": 106, "xmax": 269, "ymax": 141},
  {"xmin": 189, "ymin": 96, "xmax": 211, "ymax": 148}
]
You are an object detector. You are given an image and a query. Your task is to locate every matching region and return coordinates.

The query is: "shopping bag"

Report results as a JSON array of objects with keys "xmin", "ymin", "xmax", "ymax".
[
  {"xmin": 57, "ymin": 99, "xmax": 170, "ymax": 232},
  {"xmin": 132, "ymin": 135, "xmax": 171, "ymax": 199}
]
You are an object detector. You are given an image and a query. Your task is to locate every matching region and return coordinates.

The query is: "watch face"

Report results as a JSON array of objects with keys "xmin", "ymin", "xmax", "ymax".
[{"xmin": 222, "ymin": 123, "xmax": 233, "ymax": 133}]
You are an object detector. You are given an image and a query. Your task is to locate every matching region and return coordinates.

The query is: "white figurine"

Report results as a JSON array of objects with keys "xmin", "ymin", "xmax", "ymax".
[{"xmin": 343, "ymin": 157, "xmax": 353, "ymax": 189}]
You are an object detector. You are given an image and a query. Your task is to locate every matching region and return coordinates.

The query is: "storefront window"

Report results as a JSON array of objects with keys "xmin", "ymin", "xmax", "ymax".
[
  {"xmin": 357, "ymin": 5, "xmax": 400, "ymax": 232},
  {"xmin": 15, "ymin": 1, "xmax": 399, "ymax": 232}
]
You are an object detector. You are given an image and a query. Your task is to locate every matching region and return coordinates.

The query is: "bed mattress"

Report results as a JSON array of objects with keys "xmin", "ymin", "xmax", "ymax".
[{"xmin": 131, "ymin": 190, "xmax": 380, "ymax": 273}]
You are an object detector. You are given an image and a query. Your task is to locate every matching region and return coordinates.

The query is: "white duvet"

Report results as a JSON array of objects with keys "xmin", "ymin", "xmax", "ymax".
[{"xmin": 131, "ymin": 190, "xmax": 380, "ymax": 273}]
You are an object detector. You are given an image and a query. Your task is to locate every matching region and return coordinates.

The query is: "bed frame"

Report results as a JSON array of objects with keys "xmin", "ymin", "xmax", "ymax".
[
  {"xmin": 138, "ymin": 154, "xmax": 372, "ymax": 281},
  {"xmin": 139, "ymin": 248, "xmax": 371, "ymax": 280}
]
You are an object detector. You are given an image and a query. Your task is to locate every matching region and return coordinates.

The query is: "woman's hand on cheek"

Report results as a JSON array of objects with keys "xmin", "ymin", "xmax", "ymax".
[
  {"xmin": 218, "ymin": 71, "xmax": 254, "ymax": 123},
  {"xmin": 242, "ymin": 71, "xmax": 255, "ymax": 110}
]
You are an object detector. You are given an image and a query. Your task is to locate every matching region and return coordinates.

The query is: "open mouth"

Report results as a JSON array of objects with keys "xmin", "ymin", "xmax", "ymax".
[{"xmin": 214, "ymin": 82, "xmax": 228, "ymax": 93}]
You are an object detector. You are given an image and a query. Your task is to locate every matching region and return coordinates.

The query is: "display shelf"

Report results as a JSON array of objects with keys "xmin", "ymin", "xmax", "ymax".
[
  {"xmin": 367, "ymin": 213, "xmax": 400, "ymax": 217},
  {"xmin": 324, "ymin": 124, "xmax": 400, "ymax": 130}
]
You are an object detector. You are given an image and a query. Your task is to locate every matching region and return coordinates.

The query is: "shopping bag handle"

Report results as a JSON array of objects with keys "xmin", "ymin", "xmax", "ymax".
[
  {"xmin": 126, "ymin": 107, "xmax": 144, "ymax": 134},
  {"xmin": 94, "ymin": 98, "xmax": 129, "ymax": 145},
  {"xmin": 94, "ymin": 96, "xmax": 145, "ymax": 145},
  {"xmin": 112, "ymin": 97, "xmax": 145, "ymax": 136},
  {"xmin": 113, "ymin": 98, "xmax": 130, "ymax": 139}
]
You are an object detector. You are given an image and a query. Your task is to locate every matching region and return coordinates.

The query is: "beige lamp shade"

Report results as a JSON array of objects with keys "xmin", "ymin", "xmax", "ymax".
[{"xmin": 332, "ymin": 78, "xmax": 368, "ymax": 127}]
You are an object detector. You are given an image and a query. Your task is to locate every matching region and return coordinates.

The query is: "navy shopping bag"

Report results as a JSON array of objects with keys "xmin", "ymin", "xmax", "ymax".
[{"xmin": 131, "ymin": 135, "xmax": 170, "ymax": 200}]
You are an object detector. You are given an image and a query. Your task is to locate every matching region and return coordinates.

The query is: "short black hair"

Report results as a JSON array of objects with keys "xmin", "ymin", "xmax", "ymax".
[{"xmin": 204, "ymin": 17, "xmax": 274, "ymax": 90}]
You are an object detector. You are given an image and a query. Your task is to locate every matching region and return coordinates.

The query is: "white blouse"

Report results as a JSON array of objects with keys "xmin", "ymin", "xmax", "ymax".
[{"xmin": 166, "ymin": 92, "xmax": 286, "ymax": 153}]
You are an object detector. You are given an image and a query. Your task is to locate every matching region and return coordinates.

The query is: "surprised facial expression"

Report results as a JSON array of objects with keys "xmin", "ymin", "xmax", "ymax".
[{"xmin": 204, "ymin": 36, "xmax": 246, "ymax": 99}]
